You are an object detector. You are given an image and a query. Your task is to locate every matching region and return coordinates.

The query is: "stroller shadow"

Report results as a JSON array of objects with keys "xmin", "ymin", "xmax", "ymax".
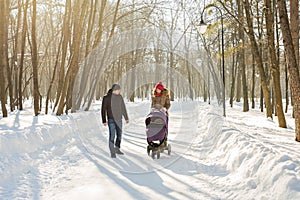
[
  {"xmin": 76, "ymin": 130, "xmax": 175, "ymax": 199},
  {"xmin": 120, "ymin": 171, "xmax": 175, "ymax": 199},
  {"xmin": 165, "ymin": 154, "xmax": 229, "ymax": 178},
  {"xmin": 161, "ymin": 154, "xmax": 228, "ymax": 199},
  {"xmin": 76, "ymin": 142, "xmax": 147, "ymax": 199},
  {"xmin": 117, "ymin": 152, "xmax": 201, "ymax": 200},
  {"xmin": 74, "ymin": 113, "xmax": 225, "ymax": 199}
]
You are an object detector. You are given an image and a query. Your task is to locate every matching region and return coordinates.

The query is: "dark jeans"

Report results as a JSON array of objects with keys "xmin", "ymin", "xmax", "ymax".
[{"xmin": 108, "ymin": 119, "xmax": 122, "ymax": 153}]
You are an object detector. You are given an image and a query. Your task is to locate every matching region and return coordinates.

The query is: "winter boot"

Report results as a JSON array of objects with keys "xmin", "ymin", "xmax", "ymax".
[
  {"xmin": 111, "ymin": 152, "xmax": 116, "ymax": 158},
  {"xmin": 115, "ymin": 148, "xmax": 124, "ymax": 155}
]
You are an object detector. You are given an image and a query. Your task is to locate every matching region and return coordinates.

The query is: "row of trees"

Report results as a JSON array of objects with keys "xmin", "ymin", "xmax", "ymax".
[
  {"xmin": 0, "ymin": 0, "xmax": 299, "ymax": 141},
  {"xmin": 196, "ymin": 0, "xmax": 300, "ymax": 140}
]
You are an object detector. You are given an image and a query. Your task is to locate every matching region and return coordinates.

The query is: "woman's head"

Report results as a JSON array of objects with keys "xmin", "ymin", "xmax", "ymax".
[{"xmin": 155, "ymin": 82, "xmax": 164, "ymax": 93}]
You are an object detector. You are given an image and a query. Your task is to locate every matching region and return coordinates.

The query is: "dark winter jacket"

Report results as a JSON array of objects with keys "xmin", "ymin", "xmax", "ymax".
[
  {"xmin": 101, "ymin": 89, "xmax": 129, "ymax": 123},
  {"xmin": 151, "ymin": 88, "xmax": 171, "ymax": 110}
]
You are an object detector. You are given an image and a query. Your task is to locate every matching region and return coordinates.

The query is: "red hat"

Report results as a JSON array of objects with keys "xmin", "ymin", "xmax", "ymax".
[{"xmin": 155, "ymin": 82, "xmax": 164, "ymax": 91}]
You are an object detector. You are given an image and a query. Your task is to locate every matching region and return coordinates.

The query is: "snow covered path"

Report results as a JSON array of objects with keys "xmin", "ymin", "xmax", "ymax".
[{"xmin": 1, "ymin": 101, "xmax": 300, "ymax": 199}]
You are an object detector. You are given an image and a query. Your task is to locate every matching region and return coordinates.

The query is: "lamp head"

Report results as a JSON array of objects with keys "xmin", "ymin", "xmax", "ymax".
[{"xmin": 196, "ymin": 18, "xmax": 208, "ymax": 34}]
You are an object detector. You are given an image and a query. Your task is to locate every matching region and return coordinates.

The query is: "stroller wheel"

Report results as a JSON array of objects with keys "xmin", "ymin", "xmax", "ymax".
[
  {"xmin": 168, "ymin": 144, "xmax": 171, "ymax": 155},
  {"xmin": 147, "ymin": 146, "xmax": 150, "ymax": 155},
  {"xmin": 157, "ymin": 151, "xmax": 160, "ymax": 159},
  {"xmin": 151, "ymin": 151, "xmax": 156, "ymax": 159}
]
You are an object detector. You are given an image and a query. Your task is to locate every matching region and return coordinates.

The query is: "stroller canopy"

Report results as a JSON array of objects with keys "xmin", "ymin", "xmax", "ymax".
[{"xmin": 145, "ymin": 109, "xmax": 168, "ymax": 142}]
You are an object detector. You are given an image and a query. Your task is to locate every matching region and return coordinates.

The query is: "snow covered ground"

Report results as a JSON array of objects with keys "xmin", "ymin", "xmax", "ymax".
[{"xmin": 0, "ymin": 100, "xmax": 300, "ymax": 200}]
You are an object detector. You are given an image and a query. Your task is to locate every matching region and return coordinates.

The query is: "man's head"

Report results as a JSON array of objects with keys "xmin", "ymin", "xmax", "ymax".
[{"xmin": 112, "ymin": 84, "xmax": 121, "ymax": 95}]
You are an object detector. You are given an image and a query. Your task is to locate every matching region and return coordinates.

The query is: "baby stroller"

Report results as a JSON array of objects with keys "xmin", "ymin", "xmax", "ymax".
[{"xmin": 145, "ymin": 108, "xmax": 171, "ymax": 159}]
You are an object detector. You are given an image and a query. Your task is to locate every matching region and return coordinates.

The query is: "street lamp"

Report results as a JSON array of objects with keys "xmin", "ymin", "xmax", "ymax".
[
  {"xmin": 197, "ymin": 17, "xmax": 208, "ymax": 34},
  {"xmin": 196, "ymin": 5, "xmax": 226, "ymax": 117}
]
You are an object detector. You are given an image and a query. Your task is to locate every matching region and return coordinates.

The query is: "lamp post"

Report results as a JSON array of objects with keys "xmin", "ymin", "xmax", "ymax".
[{"xmin": 196, "ymin": 5, "xmax": 226, "ymax": 117}]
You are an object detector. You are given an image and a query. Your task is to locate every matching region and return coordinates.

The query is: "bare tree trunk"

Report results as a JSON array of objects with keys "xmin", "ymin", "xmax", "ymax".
[
  {"xmin": 169, "ymin": 51, "xmax": 175, "ymax": 101},
  {"xmin": 129, "ymin": 0, "xmax": 136, "ymax": 102},
  {"xmin": 236, "ymin": 69, "xmax": 241, "ymax": 102},
  {"xmin": 290, "ymin": 0, "xmax": 299, "ymax": 118},
  {"xmin": 271, "ymin": 87, "xmax": 275, "ymax": 114},
  {"xmin": 129, "ymin": 51, "xmax": 137, "ymax": 102},
  {"xmin": 65, "ymin": 5, "xmax": 90, "ymax": 113},
  {"xmin": 18, "ymin": 0, "xmax": 29, "ymax": 111},
  {"xmin": 85, "ymin": 0, "xmax": 97, "ymax": 56},
  {"xmin": 31, "ymin": 0, "xmax": 40, "ymax": 116},
  {"xmin": 230, "ymin": 46, "xmax": 237, "ymax": 107},
  {"xmin": 13, "ymin": 0, "xmax": 22, "ymax": 109},
  {"xmin": 45, "ymin": 37, "xmax": 62, "ymax": 114},
  {"xmin": 260, "ymin": 87, "xmax": 264, "ymax": 112},
  {"xmin": 277, "ymin": 0, "xmax": 300, "ymax": 141},
  {"xmin": 201, "ymin": 37, "xmax": 222, "ymax": 103},
  {"xmin": 74, "ymin": 0, "xmax": 98, "ymax": 110},
  {"xmin": 237, "ymin": 0, "xmax": 249, "ymax": 112},
  {"xmin": 57, "ymin": 0, "xmax": 88, "ymax": 115},
  {"xmin": 53, "ymin": 0, "xmax": 71, "ymax": 112},
  {"xmin": 0, "ymin": 0, "xmax": 8, "ymax": 117},
  {"xmin": 240, "ymin": 41, "xmax": 249, "ymax": 112},
  {"xmin": 85, "ymin": 0, "xmax": 121, "ymax": 111},
  {"xmin": 251, "ymin": 55, "xmax": 255, "ymax": 109},
  {"xmin": 290, "ymin": 0, "xmax": 299, "ymax": 68},
  {"xmin": 183, "ymin": 10, "xmax": 194, "ymax": 100},
  {"xmin": 275, "ymin": 0, "xmax": 286, "ymax": 114},
  {"xmin": 243, "ymin": 0, "xmax": 272, "ymax": 118},
  {"xmin": 78, "ymin": 0, "xmax": 109, "ymax": 110},
  {"xmin": 203, "ymin": 80, "xmax": 207, "ymax": 102},
  {"xmin": 265, "ymin": 0, "xmax": 286, "ymax": 127},
  {"xmin": 92, "ymin": 0, "xmax": 107, "ymax": 49},
  {"xmin": 186, "ymin": 62, "xmax": 194, "ymax": 100},
  {"xmin": 3, "ymin": 0, "xmax": 13, "ymax": 112},
  {"xmin": 284, "ymin": 53, "xmax": 289, "ymax": 113}
]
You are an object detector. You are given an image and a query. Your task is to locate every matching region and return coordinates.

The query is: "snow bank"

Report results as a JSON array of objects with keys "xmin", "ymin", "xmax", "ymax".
[
  {"xmin": 1, "ymin": 101, "xmax": 300, "ymax": 199},
  {"xmin": 198, "ymin": 104, "xmax": 300, "ymax": 199},
  {"xmin": 0, "ymin": 111, "xmax": 100, "ymax": 155},
  {"xmin": 0, "ymin": 109, "xmax": 103, "ymax": 195}
]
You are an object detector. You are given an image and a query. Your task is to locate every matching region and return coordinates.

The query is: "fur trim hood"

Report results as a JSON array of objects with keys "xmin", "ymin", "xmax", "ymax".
[{"xmin": 153, "ymin": 88, "xmax": 169, "ymax": 97}]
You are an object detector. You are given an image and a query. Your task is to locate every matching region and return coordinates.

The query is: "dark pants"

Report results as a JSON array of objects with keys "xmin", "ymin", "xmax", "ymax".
[{"xmin": 108, "ymin": 119, "xmax": 122, "ymax": 153}]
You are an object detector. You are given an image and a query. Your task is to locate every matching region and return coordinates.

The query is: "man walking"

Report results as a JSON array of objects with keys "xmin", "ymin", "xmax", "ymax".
[{"xmin": 101, "ymin": 84, "xmax": 129, "ymax": 158}]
